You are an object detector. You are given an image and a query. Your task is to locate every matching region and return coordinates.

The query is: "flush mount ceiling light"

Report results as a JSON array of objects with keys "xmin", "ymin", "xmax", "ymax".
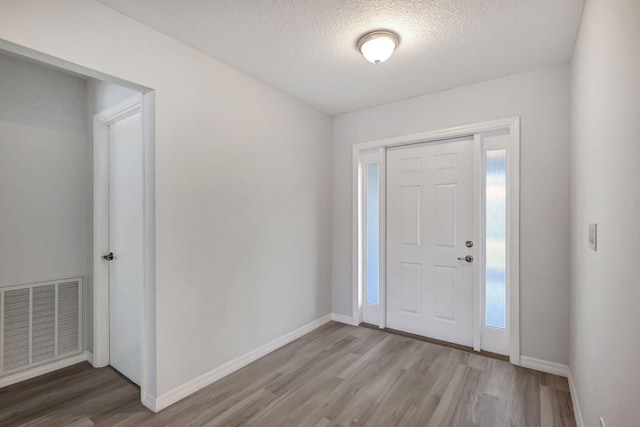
[{"xmin": 357, "ymin": 30, "xmax": 400, "ymax": 64}]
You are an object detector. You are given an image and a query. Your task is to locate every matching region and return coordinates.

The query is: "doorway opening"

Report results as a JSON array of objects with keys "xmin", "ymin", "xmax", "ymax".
[
  {"xmin": 353, "ymin": 118, "xmax": 520, "ymax": 363},
  {"xmin": 0, "ymin": 42, "xmax": 156, "ymax": 410}
]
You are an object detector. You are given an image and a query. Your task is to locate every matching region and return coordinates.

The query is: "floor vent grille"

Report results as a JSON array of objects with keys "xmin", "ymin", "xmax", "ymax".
[{"xmin": 1, "ymin": 278, "xmax": 82, "ymax": 376}]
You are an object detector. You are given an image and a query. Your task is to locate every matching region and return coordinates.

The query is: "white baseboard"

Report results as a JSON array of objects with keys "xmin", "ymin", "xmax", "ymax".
[
  {"xmin": 148, "ymin": 314, "xmax": 333, "ymax": 412},
  {"xmin": 519, "ymin": 356, "xmax": 569, "ymax": 377},
  {"xmin": 567, "ymin": 369, "xmax": 585, "ymax": 427},
  {"xmin": 141, "ymin": 391, "xmax": 158, "ymax": 413},
  {"xmin": 0, "ymin": 350, "xmax": 91, "ymax": 388},
  {"xmin": 331, "ymin": 313, "xmax": 356, "ymax": 325}
]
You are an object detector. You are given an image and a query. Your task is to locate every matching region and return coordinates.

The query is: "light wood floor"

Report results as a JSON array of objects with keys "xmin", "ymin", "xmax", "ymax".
[{"xmin": 0, "ymin": 322, "xmax": 576, "ymax": 426}]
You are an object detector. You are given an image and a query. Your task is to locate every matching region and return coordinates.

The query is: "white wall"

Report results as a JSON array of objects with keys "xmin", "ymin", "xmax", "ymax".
[
  {"xmin": 0, "ymin": 53, "xmax": 91, "ymax": 289},
  {"xmin": 570, "ymin": 0, "xmax": 640, "ymax": 425},
  {"xmin": 333, "ymin": 64, "xmax": 571, "ymax": 365},
  {"xmin": 0, "ymin": 0, "xmax": 332, "ymax": 399}
]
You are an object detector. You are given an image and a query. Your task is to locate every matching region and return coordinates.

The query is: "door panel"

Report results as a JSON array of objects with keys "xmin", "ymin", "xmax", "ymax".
[
  {"xmin": 386, "ymin": 138, "xmax": 475, "ymax": 346},
  {"xmin": 401, "ymin": 186, "xmax": 420, "ymax": 245},
  {"xmin": 399, "ymin": 262, "xmax": 420, "ymax": 313},
  {"xmin": 109, "ymin": 112, "xmax": 143, "ymax": 386}
]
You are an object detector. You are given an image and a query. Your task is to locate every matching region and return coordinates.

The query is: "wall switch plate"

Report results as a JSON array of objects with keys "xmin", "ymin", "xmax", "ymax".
[{"xmin": 589, "ymin": 223, "xmax": 597, "ymax": 251}]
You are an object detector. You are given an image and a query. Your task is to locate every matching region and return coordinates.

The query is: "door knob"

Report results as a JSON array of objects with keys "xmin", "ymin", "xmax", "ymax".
[
  {"xmin": 102, "ymin": 252, "xmax": 114, "ymax": 261},
  {"xmin": 457, "ymin": 255, "xmax": 473, "ymax": 263}
]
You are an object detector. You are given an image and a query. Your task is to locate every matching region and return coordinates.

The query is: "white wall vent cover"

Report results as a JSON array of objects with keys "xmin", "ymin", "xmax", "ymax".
[{"xmin": 1, "ymin": 278, "xmax": 82, "ymax": 376}]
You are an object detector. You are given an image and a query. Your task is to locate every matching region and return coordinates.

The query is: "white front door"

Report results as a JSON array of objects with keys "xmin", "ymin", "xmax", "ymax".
[
  {"xmin": 108, "ymin": 112, "xmax": 144, "ymax": 385},
  {"xmin": 386, "ymin": 137, "xmax": 476, "ymax": 346}
]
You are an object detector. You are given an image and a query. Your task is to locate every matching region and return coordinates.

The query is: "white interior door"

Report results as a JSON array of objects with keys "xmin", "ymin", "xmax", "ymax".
[
  {"xmin": 386, "ymin": 137, "xmax": 476, "ymax": 346},
  {"xmin": 108, "ymin": 112, "xmax": 143, "ymax": 386}
]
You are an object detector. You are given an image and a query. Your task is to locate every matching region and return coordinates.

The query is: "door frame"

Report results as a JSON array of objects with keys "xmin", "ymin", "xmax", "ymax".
[
  {"xmin": 93, "ymin": 93, "xmax": 156, "ymax": 402},
  {"xmin": 352, "ymin": 117, "xmax": 521, "ymax": 364}
]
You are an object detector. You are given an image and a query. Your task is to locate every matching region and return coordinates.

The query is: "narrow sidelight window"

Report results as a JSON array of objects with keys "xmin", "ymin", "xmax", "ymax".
[
  {"xmin": 485, "ymin": 149, "xmax": 506, "ymax": 328},
  {"xmin": 366, "ymin": 163, "xmax": 380, "ymax": 305}
]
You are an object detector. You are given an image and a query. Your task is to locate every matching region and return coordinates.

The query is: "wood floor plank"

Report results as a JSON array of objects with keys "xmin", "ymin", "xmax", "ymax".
[
  {"xmin": 475, "ymin": 393, "xmax": 508, "ymax": 427},
  {"xmin": 446, "ymin": 366, "xmax": 485, "ymax": 426},
  {"xmin": 62, "ymin": 417, "xmax": 94, "ymax": 427},
  {"xmin": 540, "ymin": 372, "xmax": 571, "ymax": 392},
  {"xmin": 312, "ymin": 417, "xmax": 332, "ymax": 427},
  {"xmin": 507, "ymin": 367, "xmax": 542, "ymax": 427},
  {"xmin": 365, "ymin": 368, "xmax": 430, "ymax": 426},
  {"xmin": 540, "ymin": 385, "xmax": 576, "ymax": 427},
  {"xmin": 426, "ymin": 363, "xmax": 468, "ymax": 427},
  {"xmin": 0, "ymin": 322, "xmax": 577, "ymax": 427}
]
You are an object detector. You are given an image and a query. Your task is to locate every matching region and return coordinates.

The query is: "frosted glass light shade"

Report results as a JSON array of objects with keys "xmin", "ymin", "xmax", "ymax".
[{"xmin": 358, "ymin": 31, "xmax": 399, "ymax": 64}]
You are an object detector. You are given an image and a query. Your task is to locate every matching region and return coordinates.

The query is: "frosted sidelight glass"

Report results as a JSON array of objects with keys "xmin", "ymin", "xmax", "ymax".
[
  {"xmin": 486, "ymin": 150, "xmax": 506, "ymax": 328},
  {"xmin": 366, "ymin": 164, "xmax": 380, "ymax": 305}
]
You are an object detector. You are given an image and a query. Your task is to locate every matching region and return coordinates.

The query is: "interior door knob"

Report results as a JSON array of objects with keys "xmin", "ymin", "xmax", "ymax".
[
  {"xmin": 457, "ymin": 255, "xmax": 473, "ymax": 263},
  {"xmin": 102, "ymin": 252, "xmax": 114, "ymax": 261}
]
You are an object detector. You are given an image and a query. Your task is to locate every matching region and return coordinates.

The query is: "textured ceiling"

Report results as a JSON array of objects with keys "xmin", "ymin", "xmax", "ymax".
[{"xmin": 98, "ymin": 0, "xmax": 584, "ymax": 114}]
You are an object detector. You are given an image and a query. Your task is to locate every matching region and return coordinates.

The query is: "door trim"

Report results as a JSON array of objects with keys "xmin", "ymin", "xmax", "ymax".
[
  {"xmin": 93, "ymin": 94, "xmax": 157, "ymax": 402},
  {"xmin": 351, "ymin": 117, "xmax": 521, "ymax": 365}
]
